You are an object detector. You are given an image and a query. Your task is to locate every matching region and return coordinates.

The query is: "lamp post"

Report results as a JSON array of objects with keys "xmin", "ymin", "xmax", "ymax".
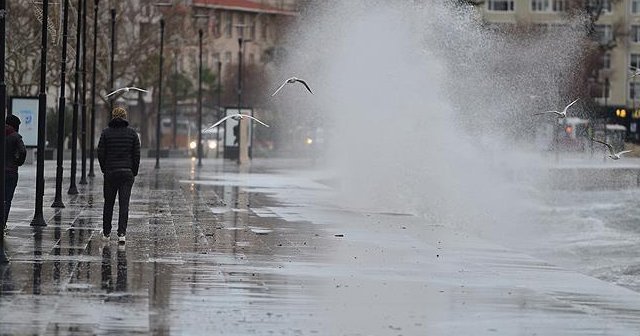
[
  {"xmin": 172, "ymin": 50, "xmax": 178, "ymax": 150},
  {"xmin": 216, "ymin": 60, "xmax": 221, "ymax": 159},
  {"xmin": 236, "ymin": 24, "xmax": 246, "ymax": 164},
  {"xmin": 52, "ymin": 0, "xmax": 70, "ymax": 207},
  {"xmin": 31, "ymin": 0, "xmax": 49, "ymax": 226},
  {"xmin": 80, "ymin": 0, "xmax": 88, "ymax": 185},
  {"xmin": 156, "ymin": 18, "xmax": 165, "ymax": 169},
  {"xmin": 0, "ymin": 0, "xmax": 9, "ymax": 262},
  {"xmin": 109, "ymin": 8, "xmax": 115, "ymax": 112},
  {"xmin": 197, "ymin": 28, "xmax": 203, "ymax": 167},
  {"xmin": 68, "ymin": 0, "xmax": 82, "ymax": 195},
  {"xmin": 88, "ymin": 0, "xmax": 99, "ymax": 178}
]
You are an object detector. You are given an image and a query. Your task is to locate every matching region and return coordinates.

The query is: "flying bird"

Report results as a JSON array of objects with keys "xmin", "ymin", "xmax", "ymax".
[
  {"xmin": 106, "ymin": 86, "xmax": 149, "ymax": 99},
  {"xmin": 591, "ymin": 138, "xmax": 633, "ymax": 160},
  {"xmin": 271, "ymin": 77, "xmax": 313, "ymax": 96},
  {"xmin": 532, "ymin": 98, "xmax": 579, "ymax": 118},
  {"xmin": 203, "ymin": 114, "xmax": 269, "ymax": 133},
  {"xmin": 630, "ymin": 66, "xmax": 640, "ymax": 78}
]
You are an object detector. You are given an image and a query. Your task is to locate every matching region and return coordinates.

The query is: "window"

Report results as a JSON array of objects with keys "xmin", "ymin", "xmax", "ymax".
[
  {"xmin": 213, "ymin": 52, "xmax": 220, "ymax": 63},
  {"xmin": 603, "ymin": 52, "xmax": 611, "ymax": 69},
  {"xmin": 238, "ymin": 13, "xmax": 245, "ymax": 38},
  {"xmin": 249, "ymin": 53, "xmax": 254, "ymax": 64},
  {"xmin": 214, "ymin": 12, "xmax": 221, "ymax": 36},
  {"xmin": 630, "ymin": 53, "xmax": 640, "ymax": 70},
  {"xmin": 552, "ymin": 0, "xmax": 565, "ymax": 11},
  {"xmin": 250, "ymin": 15, "xmax": 256, "ymax": 40},
  {"xmin": 594, "ymin": 24, "xmax": 612, "ymax": 44},
  {"xmin": 531, "ymin": 0, "xmax": 549, "ymax": 11},
  {"xmin": 224, "ymin": 51, "xmax": 232, "ymax": 64},
  {"xmin": 630, "ymin": 82, "xmax": 639, "ymax": 100},
  {"xmin": 261, "ymin": 18, "xmax": 268, "ymax": 40},
  {"xmin": 633, "ymin": 0, "xmax": 640, "ymax": 14},
  {"xmin": 587, "ymin": 0, "xmax": 611, "ymax": 13},
  {"xmin": 633, "ymin": 25, "xmax": 640, "ymax": 43},
  {"xmin": 225, "ymin": 12, "xmax": 232, "ymax": 38},
  {"xmin": 487, "ymin": 0, "xmax": 514, "ymax": 11}
]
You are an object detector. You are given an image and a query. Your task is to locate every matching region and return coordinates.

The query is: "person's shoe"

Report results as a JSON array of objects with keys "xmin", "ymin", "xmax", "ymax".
[
  {"xmin": 101, "ymin": 231, "xmax": 110, "ymax": 242},
  {"xmin": 118, "ymin": 234, "xmax": 126, "ymax": 244}
]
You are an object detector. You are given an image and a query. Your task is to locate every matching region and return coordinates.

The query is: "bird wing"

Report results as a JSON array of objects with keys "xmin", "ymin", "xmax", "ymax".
[
  {"xmin": 203, "ymin": 115, "xmax": 233, "ymax": 132},
  {"xmin": 592, "ymin": 139, "xmax": 614, "ymax": 155},
  {"xmin": 105, "ymin": 87, "xmax": 125, "ymax": 98},
  {"xmin": 532, "ymin": 111, "xmax": 561, "ymax": 116},
  {"xmin": 246, "ymin": 115, "xmax": 270, "ymax": 127},
  {"xmin": 563, "ymin": 98, "xmax": 579, "ymax": 113},
  {"xmin": 271, "ymin": 80, "xmax": 288, "ymax": 96},
  {"xmin": 617, "ymin": 150, "xmax": 633, "ymax": 157},
  {"xmin": 296, "ymin": 79, "xmax": 313, "ymax": 94},
  {"xmin": 130, "ymin": 87, "xmax": 149, "ymax": 93}
]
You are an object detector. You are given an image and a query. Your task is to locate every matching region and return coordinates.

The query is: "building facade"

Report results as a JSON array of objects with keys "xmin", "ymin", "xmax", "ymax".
[{"xmin": 478, "ymin": 0, "xmax": 640, "ymax": 122}]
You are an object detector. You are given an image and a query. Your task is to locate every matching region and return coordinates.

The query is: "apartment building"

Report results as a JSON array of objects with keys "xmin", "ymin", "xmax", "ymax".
[{"xmin": 479, "ymin": 0, "xmax": 640, "ymax": 125}]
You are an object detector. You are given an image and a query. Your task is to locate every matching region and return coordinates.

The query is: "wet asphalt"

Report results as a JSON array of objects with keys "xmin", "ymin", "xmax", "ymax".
[{"xmin": 2, "ymin": 158, "xmax": 640, "ymax": 335}]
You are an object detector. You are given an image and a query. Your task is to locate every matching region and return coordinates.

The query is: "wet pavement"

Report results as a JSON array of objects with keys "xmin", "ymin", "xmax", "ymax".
[{"xmin": 2, "ymin": 158, "xmax": 640, "ymax": 335}]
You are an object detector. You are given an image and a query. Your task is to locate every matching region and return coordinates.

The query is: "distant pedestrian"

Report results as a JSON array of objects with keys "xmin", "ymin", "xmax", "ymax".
[
  {"xmin": 4, "ymin": 115, "xmax": 27, "ymax": 228},
  {"xmin": 98, "ymin": 107, "xmax": 140, "ymax": 244}
]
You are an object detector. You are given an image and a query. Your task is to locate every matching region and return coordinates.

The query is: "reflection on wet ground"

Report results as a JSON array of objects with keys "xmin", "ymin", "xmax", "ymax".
[{"xmin": 3, "ymin": 159, "xmax": 640, "ymax": 335}]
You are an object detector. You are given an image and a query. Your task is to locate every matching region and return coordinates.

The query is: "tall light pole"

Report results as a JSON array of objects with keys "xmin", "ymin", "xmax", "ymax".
[
  {"xmin": 52, "ymin": 0, "xmax": 70, "ymax": 208},
  {"xmin": 236, "ymin": 25, "xmax": 245, "ymax": 164},
  {"xmin": 197, "ymin": 28, "xmax": 203, "ymax": 167},
  {"xmin": 156, "ymin": 18, "xmax": 165, "ymax": 169},
  {"xmin": 31, "ymin": 0, "xmax": 49, "ymax": 226},
  {"xmin": 172, "ymin": 50, "xmax": 178, "ymax": 150},
  {"xmin": 68, "ymin": 0, "xmax": 82, "ymax": 195},
  {"xmin": 79, "ymin": 0, "xmax": 88, "ymax": 185},
  {"xmin": 216, "ymin": 60, "xmax": 222, "ymax": 159},
  {"xmin": 88, "ymin": 0, "xmax": 99, "ymax": 178},
  {"xmin": 109, "ymin": 8, "xmax": 115, "ymax": 112},
  {"xmin": 0, "ymin": 0, "xmax": 9, "ymax": 262}
]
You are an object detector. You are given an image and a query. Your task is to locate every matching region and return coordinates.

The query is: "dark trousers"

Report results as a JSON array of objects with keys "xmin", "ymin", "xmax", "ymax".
[
  {"xmin": 103, "ymin": 170, "xmax": 134, "ymax": 236},
  {"xmin": 4, "ymin": 172, "xmax": 18, "ymax": 226}
]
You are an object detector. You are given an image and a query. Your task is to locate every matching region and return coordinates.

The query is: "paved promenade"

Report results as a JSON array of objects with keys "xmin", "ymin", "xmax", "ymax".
[{"xmin": 2, "ymin": 158, "xmax": 640, "ymax": 335}]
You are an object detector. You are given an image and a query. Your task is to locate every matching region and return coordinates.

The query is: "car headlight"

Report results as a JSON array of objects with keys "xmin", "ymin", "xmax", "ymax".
[{"xmin": 189, "ymin": 141, "xmax": 197, "ymax": 149}]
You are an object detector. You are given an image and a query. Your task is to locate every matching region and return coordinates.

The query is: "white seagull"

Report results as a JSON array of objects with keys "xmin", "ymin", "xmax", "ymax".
[
  {"xmin": 271, "ymin": 77, "xmax": 313, "ymax": 96},
  {"xmin": 203, "ymin": 114, "xmax": 269, "ymax": 133},
  {"xmin": 592, "ymin": 139, "xmax": 633, "ymax": 160},
  {"xmin": 533, "ymin": 98, "xmax": 579, "ymax": 118},
  {"xmin": 106, "ymin": 86, "xmax": 149, "ymax": 98},
  {"xmin": 630, "ymin": 66, "xmax": 640, "ymax": 78}
]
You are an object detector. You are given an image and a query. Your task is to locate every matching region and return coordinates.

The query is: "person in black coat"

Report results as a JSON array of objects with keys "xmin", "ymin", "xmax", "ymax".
[
  {"xmin": 97, "ymin": 107, "xmax": 140, "ymax": 244},
  {"xmin": 4, "ymin": 114, "xmax": 26, "ymax": 227}
]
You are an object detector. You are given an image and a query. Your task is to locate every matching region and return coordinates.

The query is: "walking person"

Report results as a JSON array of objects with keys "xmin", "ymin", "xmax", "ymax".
[
  {"xmin": 4, "ymin": 115, "xmax": 27, "ymax": 229},
  {"xmin": 98, "ymin": 107, "xmax": 140, "ymax": 244}
]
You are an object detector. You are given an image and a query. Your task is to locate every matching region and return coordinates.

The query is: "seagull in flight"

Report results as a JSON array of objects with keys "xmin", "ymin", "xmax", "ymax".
[
  {"xmin": 592, "ymin": 139, "xmax": 633, "ymax": 160},
  {"xmin": 532, "ymin": 98, "xmax": 579, "ymax": 118},
  {"xmin": 106, "ymin": 86, "xmax": 149, "ymax": 99},
  {"xmin": 630, "ymin": 66, "xmax": 640, "ymax": 78},
  {"xmin": 271, "ymin": 77, "xmax": 313, "ymax": 96},
  {"xmin": 203, "ymin": 114, "xmax": 269, "ymax": 133}
]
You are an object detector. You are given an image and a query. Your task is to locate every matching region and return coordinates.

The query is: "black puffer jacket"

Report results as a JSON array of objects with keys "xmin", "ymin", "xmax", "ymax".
[
  {"xmin": 5, "ymin": 125, "xmax": 26, "ymax": 174},
  {"xmin": 97, "ymin": 118, "xmax": 141, "ymax": 176}
]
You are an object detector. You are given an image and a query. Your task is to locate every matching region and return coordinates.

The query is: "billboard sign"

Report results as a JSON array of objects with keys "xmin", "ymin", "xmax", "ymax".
[{"xmin": 9, "ymin": 96, "xmax": 39, "ymax": 148}]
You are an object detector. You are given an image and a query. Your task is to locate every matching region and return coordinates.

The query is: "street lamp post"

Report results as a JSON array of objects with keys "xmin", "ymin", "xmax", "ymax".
[
  {"xmin": 1, "ymin": 0, "xmax": 9, "ymax": 262},
  {"xmin": 216, "ymin": 60, "xmax": 221, "ymax": 159},
  {"xmin": 68, "ymin": 0, "xmax": 83, "ymax": 195},
  {"xmin": 80, "ymin": 0, "xmax": 88, "ymax": 185},
  {"xmin": 109, "ymin": 8, "xmax": 115, "ymax": 112},
  {"xmin": 52, "ymin": 0, "xmax": 70, "ymax": 208},
  {"xmin": 31, "ymin": 0, "xmax": 50, "ymax": 226},
  {"xmin": 89, "ymin": 0, "xmax": 99, "ymax": 178},
  {"xmin": 197, "ymin": 28, "xmax": 203, "ymax": 167},
  {"xmin": 236, "ymin": 27, "xmax": 245, "ymax": 164},
  {"xmin": 172, "ymin": 50, "xmax": 178, "ymax": 150},
  {"xmin": 156, "ymin": 18, "xmax": 164, "ymax": 169}
]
